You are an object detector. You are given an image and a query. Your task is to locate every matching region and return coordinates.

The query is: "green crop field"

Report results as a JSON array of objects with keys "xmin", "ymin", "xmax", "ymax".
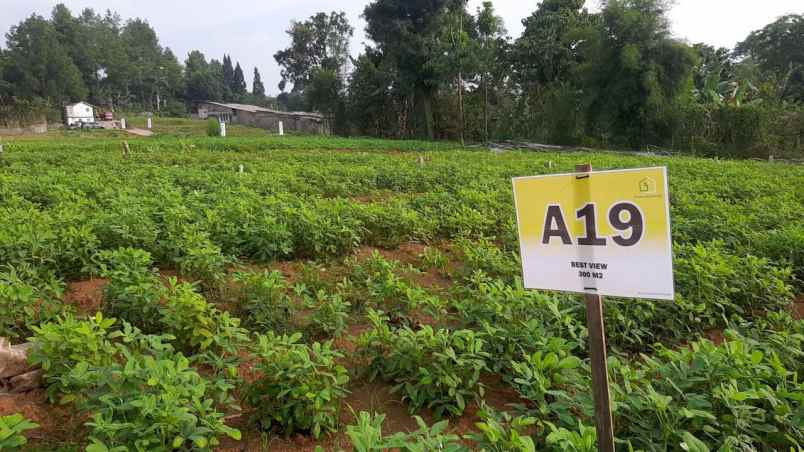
[{"xmin": 0, "ymin": 126, "xmax": 802, "ymax": 451}]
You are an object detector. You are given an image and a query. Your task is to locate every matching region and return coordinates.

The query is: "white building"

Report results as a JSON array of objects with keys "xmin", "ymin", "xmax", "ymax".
[{"xmin": 64, "ymin": 102, "xmax": 95, "ymax": 126}]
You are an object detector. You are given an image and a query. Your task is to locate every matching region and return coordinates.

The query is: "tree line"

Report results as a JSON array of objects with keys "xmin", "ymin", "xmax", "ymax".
[
  {"xmin": 279, "ymin": 0, "xmax": 803, "ymax": 157},
  {"xmin": 1, "ymin": 1, "xmax": 802, "ymax": 157},
  {"xmin": 0, "ymin": 4, "xmax": 274, "ymax": 117}
]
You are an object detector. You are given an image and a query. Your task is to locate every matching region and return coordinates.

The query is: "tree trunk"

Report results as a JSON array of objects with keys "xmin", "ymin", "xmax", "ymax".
[
  {"xmin": 414, "ymin": 84, "xmax": 435, "ymax": 140},
  {"xmin": 483, "ymin": 74, "xmax": 489, "ymax": 144},
  {"xmin": 458, "ymin": 72, "xmax": 465, "ymax": 147}
]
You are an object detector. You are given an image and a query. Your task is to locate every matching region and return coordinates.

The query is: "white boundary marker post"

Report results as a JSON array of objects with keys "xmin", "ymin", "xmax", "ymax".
[
  {"xmin": 278, "ymin": 121, "xmax": 284, "ymax": 136},
  {"xmin": 147, "ymin": 117, "xmax": 152, "ymax": 129},
  {"xmin": 121, "ymin": 118, "xmax": 126, "ymax": 130},
  {"xmin": 220, "ymin": 121, "xmax": 226, "ymax": 137}
]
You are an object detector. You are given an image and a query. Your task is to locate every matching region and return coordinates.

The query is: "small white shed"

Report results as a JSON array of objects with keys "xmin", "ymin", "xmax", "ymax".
[{"xmin": 64, "ymin": 102, "xmax": 95, "ymax": 126}]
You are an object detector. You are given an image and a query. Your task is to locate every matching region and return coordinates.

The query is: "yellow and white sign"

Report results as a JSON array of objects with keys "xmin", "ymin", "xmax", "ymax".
[{"xmin": 512, "ymin": 167, "xmax": 674, "ymax": 300}]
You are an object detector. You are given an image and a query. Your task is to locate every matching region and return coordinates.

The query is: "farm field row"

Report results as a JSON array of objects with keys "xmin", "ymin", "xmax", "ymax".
[{"xmin": 0, "ymin": 136, "xmax": 802, "ymax": 451}]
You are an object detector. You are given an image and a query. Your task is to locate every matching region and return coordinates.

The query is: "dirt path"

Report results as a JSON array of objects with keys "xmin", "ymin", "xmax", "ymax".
[{"xmin": 125, "ymin": 128, "xmax": 154, "ymax": 137}]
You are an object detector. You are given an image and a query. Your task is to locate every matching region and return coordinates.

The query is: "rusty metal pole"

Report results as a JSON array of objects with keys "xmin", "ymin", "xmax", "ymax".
[{"xmin": 576, "ymin": 163, "xmax": 615, "ymax": 452}]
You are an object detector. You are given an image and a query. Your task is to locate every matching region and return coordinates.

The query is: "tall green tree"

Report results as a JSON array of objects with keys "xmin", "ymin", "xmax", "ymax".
[
  {"xmin": 476, "ymin": 1, "xmax": 507, "ymax": 142},
  {"xmin": 222, "ymin": 55, "xmax": 235, "ymax": 101},
  {"xmin": 274, "ymin": 11, "xmax": 353, "ymax": 94},
  {"xmin": 184, "ymin": 50, "xmax": 223, "ymax": 101},
  {"xmin": 363, "ymin": 0, "xmax": 451, "ymax": 139},
  {"xmin": 233, "ymin": 62, "xmax": 247, "ymax": 98},
  {"xmin": 736, "ymin": 14, "xmax": 804, "ymax": 102},
  {"xmin": 2, "ymin": 14, "xmax": 87, "ymax": 102},
  {"xmin": 252, "ymin": 67, "xmax": 265, "ymax": 98},
  {"xmin": 580, "ymin": 0, "xmax": 695, "ymax": 147}
]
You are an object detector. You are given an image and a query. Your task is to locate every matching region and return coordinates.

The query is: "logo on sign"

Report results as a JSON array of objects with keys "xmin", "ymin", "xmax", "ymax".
[{"xmin": 639, "ymin": 177, "xmax": 656, "ymax": 194}]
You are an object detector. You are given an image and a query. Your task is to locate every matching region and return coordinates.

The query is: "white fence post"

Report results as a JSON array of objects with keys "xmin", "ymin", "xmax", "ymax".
[
  {"xmin": 121, "ymin": 118, "xmax": 126, "ymax": 129},
  {"xmin": 147, "ymin": 117, "xmax": 152, "ymax": 129},
  {"xmin": 278, "ymin": 121, "xmax": 284, "ymax": 136},
  {"xmin": 220, "ymin": 121, "xmax": 226, "ymax": 137}
]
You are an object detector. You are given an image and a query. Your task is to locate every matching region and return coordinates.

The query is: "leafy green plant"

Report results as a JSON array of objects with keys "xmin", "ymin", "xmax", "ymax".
[
  {"xmin": 306, "ymin": 290, "xmax": 351, "ymax": 339},
  {"xmin": 233, "ymin": 270, "xmax": 294, "ymax": 332},
  {"xmin": 510, "ymin": 338, "xmax": 586, "ymax": 422},
  {"xmin": 98, "ymin": 248, "xmax": 164, "ymax": 333},
  {"xmin": 418, "ymin": 246, "xmax": 449, "ymax": 274},
  {"xmin": 159, "ymin": 278, "xmax": 248, "ymax": 355},
  {"xmin": 75, "ymin": 340, "xmax": 240, "ymax": 451},
  {"xmin": 0, "ymin": 414, "xmax": 39, "ymax": 451},
  {"xmin": 0, "ymin": 264, "xmax": 64, "ymax": 342},
  {"xmin": 467, "ymin": 405, "xmax": 537, "ymax": 452},
  {"xmin": 359, "ymin": 309, "xmax": 489, "ymax": 417},
  {"xmin": 543, "ymin": 422, "xmax": 597, "ymax": 452},
  {"xmin": 610, "ymin": 328, "xmax": 804, "ymax": 450},
  {"xmin": 244, "ymin": 332, "xmax": 349, "ymax": 438},
  {"xmin": 206, "ymin": 118, "xmax": 221, "ymax": 137},
  {"xmin": 345, "ymin": 412, "xmax": 466, "ymax": 452},
  {"xmin": 170, "ymin": 226, "xmax": 229, "ymax": 292},
  {"xmin": 27, "ymin": 312, "xmax": 119, "ymax": 401}
]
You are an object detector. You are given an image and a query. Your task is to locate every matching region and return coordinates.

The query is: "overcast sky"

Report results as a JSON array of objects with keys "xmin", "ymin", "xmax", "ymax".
[{"xmin": 1, "ymin": 0, "xmax": 801, "ymax": 95}]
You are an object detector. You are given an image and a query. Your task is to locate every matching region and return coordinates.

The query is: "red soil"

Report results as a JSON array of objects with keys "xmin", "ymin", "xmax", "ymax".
[
  {"xmin": 63, "ymin": 278, "xmax": 107, "ymax": 314},
  {"xmin": 0, "ymin": 390, "xmax": 84, "ymax": 446}
]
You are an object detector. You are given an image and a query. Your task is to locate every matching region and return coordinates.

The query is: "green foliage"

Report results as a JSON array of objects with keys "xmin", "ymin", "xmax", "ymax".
[
  {"xmin": 468, "ymin": 406, "xmax": 537, "ymax": 452},
  {"xmin": 345, "ymin": 412, "xmax": 466, "ymax": 452},
  {"xmin": 0, "ymin": 264, "xmax": 64, "ymax": 341},
  {"xmin": 306, "ymin": 290, "xmax": 351, "ymax": 339},
  {"xmin": 159, "ymin": 278, "xmax": 248, "ymax": 356},
  {"xmin": 27, "ymin": 313, "xmax": 119, "ymax": 402},
  {"xmin": 0, "ymin": 414, "xmax": 39, "ymax": 451},
  {"xmin": 206, "ymin": 119, "xmax": 221, "ymax": 137},
  {"xmin": 610, "ymin": 328, "xmax": 804, "ymax": 450},
  {"xmin": 169, "ymin": 226, "xmax": 228, "ymax": 290},
  {"xmin": 359, "ymin": 309, "xmax": 489, "ymax": 417},
  {"xmin": 73, "ymin": 334, "xmax": 240, "ymax": 451},
  {"xmin": 31, "ymin": 317, "xmax": 239, "ymax": 451},
  {"xmin": 510, "ymin": 338, "xmax": 585, "ymax": 422},
  {"xmin": 543, "ymin": 422, "xmax": 597, "ymax": 452},
  {"xmin": 347, "ymin": 252, "xmax": 447, "ymax": 318},
  {"xmin": 98, "ymin": 248, "xmax": 164, "ymax": 333},
  {"xmin": 418, "ymin": 246, "xmax": 448, "ymax": 274},
  {"xmin": 245, "ymin": 332, "xmax": 349, "ymax": 438},
  {"xmin": 233, "ymin": 270, "xmax": 294, "ymax": 333}
]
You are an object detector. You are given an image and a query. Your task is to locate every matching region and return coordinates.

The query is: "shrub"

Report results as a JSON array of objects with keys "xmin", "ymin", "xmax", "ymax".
[
  {"xmin": 27, "ymin": 313, "xmax": 119, "ymax": 402},
  {"xmin": 345, "ymin": 412, "xmax": 466, "ymax": 452},
  {"xmin": 233, "ymin": 270, "xmax": 294, "ymax": 333},
  {"xmin": 510, "ymin": 338, "xmax": 585, "ymax": 422},
  {"xmin": 80, "ymin": 346, "xmax": 240, "ymax": 451},
  {"xmin": 306, "ymin": 290, "xmax": 351, "ymax": 339},
  {"xmin": 0, "ymin": 264, "xmax": 64, "ymax": 342},
  {"xmin": 98, "ymin": 248, "xmax": 164, "ymax": 333},
  {"xmin": 610, "ymin": 329, "xmax": 804, "ymax": 450},
  {"xmin": 467, "ymin": 406, "xmax": 537, "ymax": 452},
  {"xmin": 245, "ymin": 332, "xmax": 349, "ymax": 438},
  {"xmin": 160, "ymin": 278, "xmax": 248, "ymax": 355},
  {"xmin": 358, "ymin": 309, "xmax": 489, "ymax": 417},
  {"xmin": 206, "ymin": 118, "xmax": 221, "ymax": 137},
  {"xmin": 169, "ymin": 226, "xmax": 229, "ymax": 292},
  {"xmin": 418, "ymin": 246, "xmax": 449, "ymax": 274},
  {"xmin": 0, "ymin": 414, "xmax": 39, "ymax": 451}
]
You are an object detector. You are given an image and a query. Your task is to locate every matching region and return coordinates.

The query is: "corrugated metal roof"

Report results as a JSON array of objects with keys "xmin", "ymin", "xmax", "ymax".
[{"xmin": 201, "ymin": 101, "xmax": 323, "ymax": 119}]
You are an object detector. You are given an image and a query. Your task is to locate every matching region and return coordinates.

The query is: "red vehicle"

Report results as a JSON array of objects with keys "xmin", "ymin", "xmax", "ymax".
[{"xmin": 102, "ymin": 111, "xmax": 114, "ymax": 121}]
